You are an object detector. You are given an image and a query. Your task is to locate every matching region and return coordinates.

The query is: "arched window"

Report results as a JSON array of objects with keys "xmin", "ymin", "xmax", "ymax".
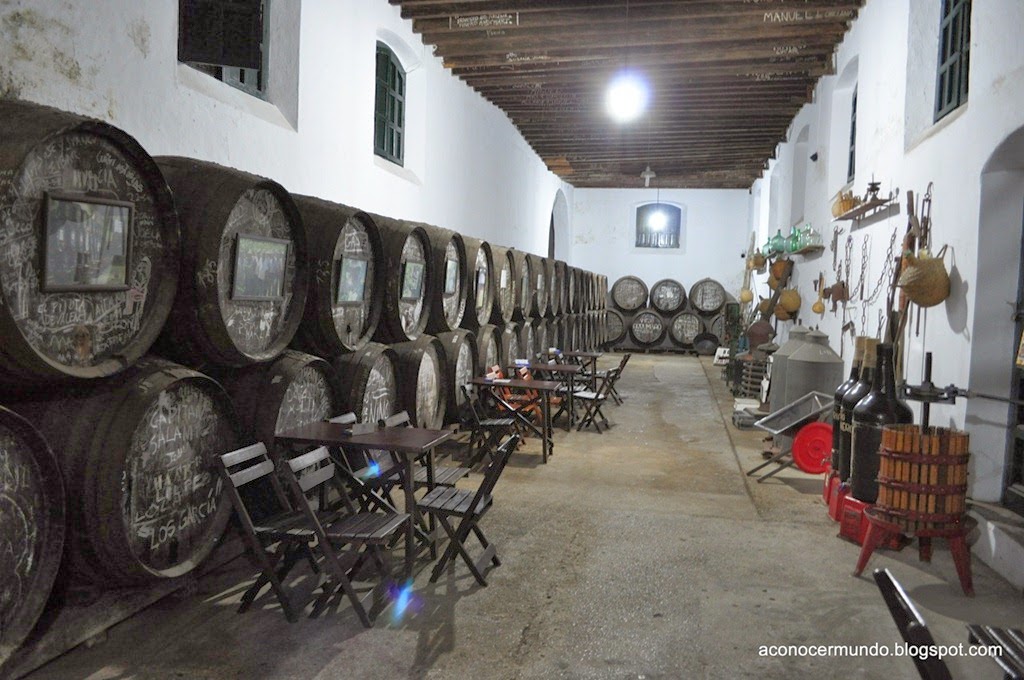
[{"xmin": 374, "ymin": 42, "xmax": 405, "ymax": 165}]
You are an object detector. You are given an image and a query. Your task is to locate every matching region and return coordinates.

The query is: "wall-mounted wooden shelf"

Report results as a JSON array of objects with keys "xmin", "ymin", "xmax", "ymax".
[
  {"xmin": 792, "ymin": 244, "xmax": 825, "ymax": 256},
  {"xmin": 833, "ymin": 189, "xmax": 900, "ymax": 223}
]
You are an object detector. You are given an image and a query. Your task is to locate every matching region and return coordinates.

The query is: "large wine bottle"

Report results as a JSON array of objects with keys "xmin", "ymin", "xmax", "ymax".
[
  {"xmin": 831, "ymin": 337, "xmax": 865, "ymax": 471},
  {"xmin": 838, "ymin": 338, "xmax": 877, "ymax": 481},
  {"xmin": 850, "ymin": 342, "xmax": 914, "ymax": 503}
]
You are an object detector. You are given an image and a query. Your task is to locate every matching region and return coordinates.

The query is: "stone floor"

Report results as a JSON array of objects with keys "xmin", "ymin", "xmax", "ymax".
[{"xmin": 26, "ymin": 353, "xmax": 1024, "ymax": 679}]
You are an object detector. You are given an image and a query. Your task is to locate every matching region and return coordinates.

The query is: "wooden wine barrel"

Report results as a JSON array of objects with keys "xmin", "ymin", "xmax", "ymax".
[
  {"xmin": 708, "ymin": 314, "xmax": 726, "ymax": 344},
  {"xmin": 391, "ymin": 335, "xmax": 447, "ymax": 429},
  {"xmin": 553, "ymin": 261, "xmax": 568, "ymax": 317},
  {"xmin": 532, "ymin": 318, "xmax": 550, "ymax": 358},
  {"xmin": 0, "ymin": 101, "xmax": 179, "ymax": 389},
  {"xmin": 437, "ymin": 330, "xmax": 478, "ymax": 424},
  {"xmin": 12, "ymin": 358, "xmax": 239, "ymax": 584},
  {"xmin": 543, "ymin": 258, "xmax": 557, "ymax": 317},
  {"xmin": 476, "ymin": 324, "xmax": 500, "ymax": 374},
  {"xmin": 154, "ymin": 157, "xmax": 306, "ymax": 368},
  {"xmin": 566, "ymin": 268, "xmax": 579, "ymax": 313},
  {"xmin": 499, "ymin": 323, "xmax": 522, "ymax": 369},
  {"xmin": 331, "ymin": 342, "xmax": 398, "ymax": 424},
  {"xmin": 419, "ymin": 224, "xmax": 468, "ymax": 335},
  {"xmin": 489, "ymin": 246, "xmax": 516, "ymax": 325},
  {"xmin": 0, "ymin": 407, "xmax": 65, "ymax": 667},
  {"xmin": 606, "ymin": 310, "xmax": 627, "ymax": 347},
  {"xmin": 876, "ymin": 425, "xmax": 970, "ymax": 533},
  {"xmin": 580, "ymin": 272, "xmax": 591, "ymax": 311},
  {"xmin": 597, "ymin": 275, "xmax": 609, "ymax": 311},
  {"xmin": 528, "ymin": 254, "xmax": 548, "ymax": 318},
  {"xmin": 689, "ymin": 278, "xmax": 727, "ymax": 315},
  {"xmin": 364, "ymin": 214, "xmax": 432, "ymax": 343},
  {"xmin": 292, "ymin": 196, "xmax": 382, "ymax": 355},
  {"xmin": 510, "ymin": 249, "xmax": 531, "ymax": 322},
  {"xmin": 519, "ymin": 319, "xmax": 536, "ymax": 361},
  {"xmin": 650, "ymin": 279, "xmax": 687, "ymax": 315},
  {"xmin": 630, "ymin": 310, "xmax": 666, "ymax": 346},
  {"xmin": 611, "ymin": 276, "xmax": 649, "ymax": 312},
  {"xmin": 219, "ymin": 350, "xmax": 342, "ymax": 451},
  {"xmin": 462, "ymin": 237, "xmax": 494, "ymax": 331},
  {"xmin": 562, "ymin": 314, "xmax": 577, "ymax": 351},
  {"xmin": 669, "ymin": 311, "xmax": 705, "ymax": 346}
]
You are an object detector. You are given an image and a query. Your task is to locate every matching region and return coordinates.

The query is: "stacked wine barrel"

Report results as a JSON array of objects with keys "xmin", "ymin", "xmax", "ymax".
[
  {"xmin": 606, "ymin": 275, "xmax": 733, "ymax": 354},
  {"xmin": 0, "ymin": 100, "xmax": 615, "ymax": 667}
]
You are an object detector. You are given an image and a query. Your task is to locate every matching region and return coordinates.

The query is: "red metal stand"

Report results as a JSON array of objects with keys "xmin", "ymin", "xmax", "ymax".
[{"xmin": 853, "ymin": 506, "xmax": 975, "ymax": 596}]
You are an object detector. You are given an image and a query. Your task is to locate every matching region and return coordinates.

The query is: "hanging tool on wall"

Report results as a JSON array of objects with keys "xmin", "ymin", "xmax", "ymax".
[{"xmin": 914, "ymin": 183, "xmax": 933, "ymax": 337}]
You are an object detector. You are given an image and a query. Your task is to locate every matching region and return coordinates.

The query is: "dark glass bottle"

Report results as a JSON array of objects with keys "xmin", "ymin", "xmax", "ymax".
[
  {"xmin": 831, "ymin": 336, "xmax": 865, "ymax": 471},
  {"xmin": 838, "ymin": 338, "xmax": 877, "ymax": 481},
  {"xmin": 850, "ymin": 343, "xmax": 914, "ymax": 503}
]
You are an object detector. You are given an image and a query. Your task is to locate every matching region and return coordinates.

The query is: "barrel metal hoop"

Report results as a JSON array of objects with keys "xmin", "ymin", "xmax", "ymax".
[
  {"xmin": 878, "ymin": 450, "xmax": 970, "ymax": 465},
  {"xmin": 876, "ymin": 477, "xmax": 968, "ymax": 495}
]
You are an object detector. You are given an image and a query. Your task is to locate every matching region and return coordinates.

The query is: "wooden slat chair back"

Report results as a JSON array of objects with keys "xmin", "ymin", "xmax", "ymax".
[
  {"xmin": 460, "ymin": 385, "xmax": 516, "ymax": 467},
  {"xmin": 325, "ymin": 414, "xmax": 400, "ymax": 515},
  {"xmin": 216, "ymin": 442, "xmax": 319, "ymax": 623},
  {"xmin": 606, "ymin": 353, "xmax": 631, "ymax": 404},
  {"xmin": 418, "ymin": 435, "xmax": 520, "ymax": 586},
  {"xmin": 873, "ymin": 569, "xmax": 952, "ymax": 680},
  {"xmin": 280, "ymin": 445, "xmax": 409, "ymax": 627}
]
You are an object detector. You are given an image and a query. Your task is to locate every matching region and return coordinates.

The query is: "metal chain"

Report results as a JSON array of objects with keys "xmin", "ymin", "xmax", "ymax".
[
  {"xmin": 859, "ymin": 226, "xmax": 900, "ymax": 334},
  {"xmin": 855, "ymin": 234, "xmax": 871, "ymax": 301}
]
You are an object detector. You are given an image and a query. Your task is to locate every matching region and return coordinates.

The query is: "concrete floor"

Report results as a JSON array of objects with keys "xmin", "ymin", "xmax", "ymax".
[{"xmin": 27, "ymin": 353, "xmax": 1024, "ymax": 679}]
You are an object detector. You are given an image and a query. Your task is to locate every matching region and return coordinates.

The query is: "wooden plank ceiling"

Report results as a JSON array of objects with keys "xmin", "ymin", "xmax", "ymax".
[{"xmin": 391, "ymin": 0, "xmax": 862, "ymax": 188}]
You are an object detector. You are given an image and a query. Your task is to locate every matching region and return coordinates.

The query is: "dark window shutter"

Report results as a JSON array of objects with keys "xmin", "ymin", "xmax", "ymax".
[{"xmin": 179, "ymin": 0, "xmax": 263, "ymax": 70}]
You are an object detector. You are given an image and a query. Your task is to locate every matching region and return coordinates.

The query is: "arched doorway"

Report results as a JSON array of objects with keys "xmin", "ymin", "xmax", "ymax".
[{"xmin": 969, "ymin": 125, "xmax": 1024, "ymax": 507}]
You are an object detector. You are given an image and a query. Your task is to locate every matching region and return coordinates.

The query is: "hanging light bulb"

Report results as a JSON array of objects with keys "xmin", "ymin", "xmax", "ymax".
[
  {"xmin": 648, "ymin": 210, "xmax": 668, "ymax": 231},
  {"xmin": 606, "ymin": 71, "xmax": 649, "ymax": 123}
]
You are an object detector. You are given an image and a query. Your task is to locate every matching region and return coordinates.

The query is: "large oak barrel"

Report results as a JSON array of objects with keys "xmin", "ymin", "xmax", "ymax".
[
  {"xmin": 597, "ymin": 275, "xmax": 608, "ymax": 311},
  {"xmin": 292, "ymin": 197, "xmax": 382, "ymax": 355},
  {"xmin": 331, "ymin": 342, "xmax": 398, "ymax": 424},
  {"xmin": 510, "ymin": 249, "xmax": 531, "ymax": 322},
  {"xmin": 461, "ymin": 237, "xmax": 494, "ymax": 331},
  {"xmin": 566, "ymin": 268, "xmax": 579, "ymax": 313},
  {"xmin": 534, "ymin": 318, "xmax": 551, "ymax": 356},
  {"xmin": 528, "ymin": 254, "xmax": 548, "ymax": 318},
  {"xmin": 708, "ymin": 314, "xmax": 726, "ymax": 344},
  {"xmin": 154, "ymin": 157, "xmax": 307, "ymax": 368},
  {"xmin": 519, "ymin": 319, "xmax": 536, "ymax": 361},
  {"xmin": 0, "ymin": 101, "xmax": 179, "ymax": 389},
  {"xmin": 489, "ymin": 246, "xmax": 515, "ymax": 325},
  {"xmin": 669, "ymin": 311, "xmax": 704, "ymax": 346},
  {"xmin": 542, "ymin": 258, "xmax": 557, "ymax": 317},
  {"xmin": 553, "ymin": 261, "xmax": 568, "ymax": 317},
  {"xmin": 419, "ymin": 224, "xmax": 468, "ymax": 335},
  {"xmin": 611, "ymin": 276, "xmax": 648, "ymax": 312},
  {"xmin": 0, "ymin": 407, "xmax": 64, "ymax": 667},
  {"xmin": 689, "ymin": 278, "xmax": 727, "ymax": 315},
  {"xmin": 219, "ymin": 350, "xmax": 342, "ymax": 451},
  {"xmin": 364, "ymin": 214, "xmax": 432, "ymax": 343},
  {"xmin": 650, "ymin": 279, "xmax": 687, "ymax": 315},
  {"xmin": 476, "ymin": 324, "xmax": 500, "ymax": 374},
  {"xmin": 630, "ymin": 310, "xmax": 666, "ymax": 346},
  {"xmin": 12, "ymin": 359, "xmax": 239, "ymax": 584},
  {"xmin": 391, "ymin": 335, "xmax": 447, "ymax": 429},
  {"xmin": 605, "ymin": 310, "xmax": 627, "ymax": 347},
  {"xmin": 437, "ymin": 330, "xmax": 477, "ymax": 424},
  {"xmin": 498, "ymin": 323, "xmax": 523, "ymax": 369}
]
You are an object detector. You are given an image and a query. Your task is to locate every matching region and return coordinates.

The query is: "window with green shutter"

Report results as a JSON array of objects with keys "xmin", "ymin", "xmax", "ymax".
[
  {"xmin": 935, "ymin": 0, "xmax": 971, "ymax": 122},
  {"xmin": 178, "ymin": 0, "xmax": 268, "ymax": 98},
  {"xmin": 375, "ymin": 43, "xmax": 405, "ymax": 165}
]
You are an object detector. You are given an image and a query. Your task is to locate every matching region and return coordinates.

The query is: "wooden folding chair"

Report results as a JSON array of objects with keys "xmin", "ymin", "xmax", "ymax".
[
  {"xmin": 215, "ymin": 443, "xmax": 321, "ymax": 623},
  {"xmin": 280, "ymin": 446, "xmax": 410, "ymax": 627},
  {"xmin": 325, "ymin": 414, "xmax": 403, "ymax": 516},
  {"xmin": 460, "ymin": 384, "xmax": 516, "ymax": 467},
  {"xmin": 574, "ymin": 367, "xmax": 619, "ymax": 433},
  {"xmin": 418, "ymin": 435, "xmax": 520, "ymax": 586},
  {"xmin": 582, "ymin": 353, "xmax": 630, "ymax": 404},
  {"xmin": 873, "ymin": 568, "xmax": 953, "ymax": 680},
  {"xmin": 381, "ymin": 411, "xmax": 471, "ymax": 489}
]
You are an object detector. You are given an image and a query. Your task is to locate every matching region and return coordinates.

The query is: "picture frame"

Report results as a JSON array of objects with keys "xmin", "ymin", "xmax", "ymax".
[
  {"xmin": 41, "ymin": 191, "xmax": 133, "ymax": 293},
  {"xmin": 336, "ymin": 256, "xmax": 368, "ymax": 305},
  {"xmin": 401, "ymin": 260, "xmax": 426, "ymax": 301},
  {"xmin": 231, "ymin": 233, "xmax": 290, "ymax": 301},
  {"xmin": 444, "ymin": 258, "xmax": 459, "ymax": 295}
]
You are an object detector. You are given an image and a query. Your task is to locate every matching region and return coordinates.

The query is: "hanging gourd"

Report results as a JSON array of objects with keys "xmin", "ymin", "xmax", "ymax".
[{"xmin": 896, "ymin": 246, "xmax": 950, "ymax": 308}]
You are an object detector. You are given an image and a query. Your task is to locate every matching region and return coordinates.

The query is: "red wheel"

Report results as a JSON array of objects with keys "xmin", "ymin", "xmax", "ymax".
[{"xmin": 792, "ymin": 422, "xmax": 833, "ymax": 474}]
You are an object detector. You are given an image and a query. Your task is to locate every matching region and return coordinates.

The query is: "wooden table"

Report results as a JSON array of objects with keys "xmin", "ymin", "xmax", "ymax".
[
  {"xmin": 470, "ymin": 376, "xmax": 561, "ymax": 463},
  {"xmin": 515, "ymin": 362, "xmax": 583, "ymax": 428},
  {"xmin": 540, "ymin": 350, "xmax": 604, "ymax": 384},
  {"xmin": 275, "ymin": 422, "xmax": 452, "ymax": 578}
]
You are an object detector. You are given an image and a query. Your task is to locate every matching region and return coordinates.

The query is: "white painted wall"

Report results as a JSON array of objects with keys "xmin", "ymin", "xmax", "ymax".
[
  {"xmin": 0, "ymin": 0, "xmax": 570, "ymax": 257},
  {"xmin": 747, "ymin": 0, "xmax": 1024, "ymax": 502},
  {"xmin": 570, "ymin": 188, "xmax": 750, "ymax": 295}
]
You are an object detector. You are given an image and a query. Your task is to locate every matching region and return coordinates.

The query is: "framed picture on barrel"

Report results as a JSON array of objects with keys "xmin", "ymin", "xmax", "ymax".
[
  {"xmin": 401, "ymin": 260, "xmax": 425, "ymax": 301},
  {"xmin": 41, "ymin": 191, "xmax": 134, "ymax": 292},
  {"xmin": 336, "ymin": 256, "xmax": 368, "ymax": 305},
  {"xmin": 231, "ymin": 233, "xmax": 290, "ymax": 301}
]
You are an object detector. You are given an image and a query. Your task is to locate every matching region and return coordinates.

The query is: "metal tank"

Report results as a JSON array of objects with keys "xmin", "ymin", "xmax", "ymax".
[
  {"xmin": 784, "ymin": 329, "xmax": 844, "ymax": 406},
  {"xmin": 767, "ymin": 325, "xmax": 810, "ymax": 413}
]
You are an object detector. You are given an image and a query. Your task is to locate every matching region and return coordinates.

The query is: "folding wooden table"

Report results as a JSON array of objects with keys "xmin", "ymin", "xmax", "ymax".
[{"xmin": 470, "ymin": 376, "xmax": 560, "ymax": 463}]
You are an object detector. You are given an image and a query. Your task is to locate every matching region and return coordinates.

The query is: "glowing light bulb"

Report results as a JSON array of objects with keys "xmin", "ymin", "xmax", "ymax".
[
  {"xmin": 605, "ymin": 72, "xmax": 649, "ymax": 123},
  {"xmin": 648, "ymin": 210, "xmax": 668, "ymax": 231}
]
